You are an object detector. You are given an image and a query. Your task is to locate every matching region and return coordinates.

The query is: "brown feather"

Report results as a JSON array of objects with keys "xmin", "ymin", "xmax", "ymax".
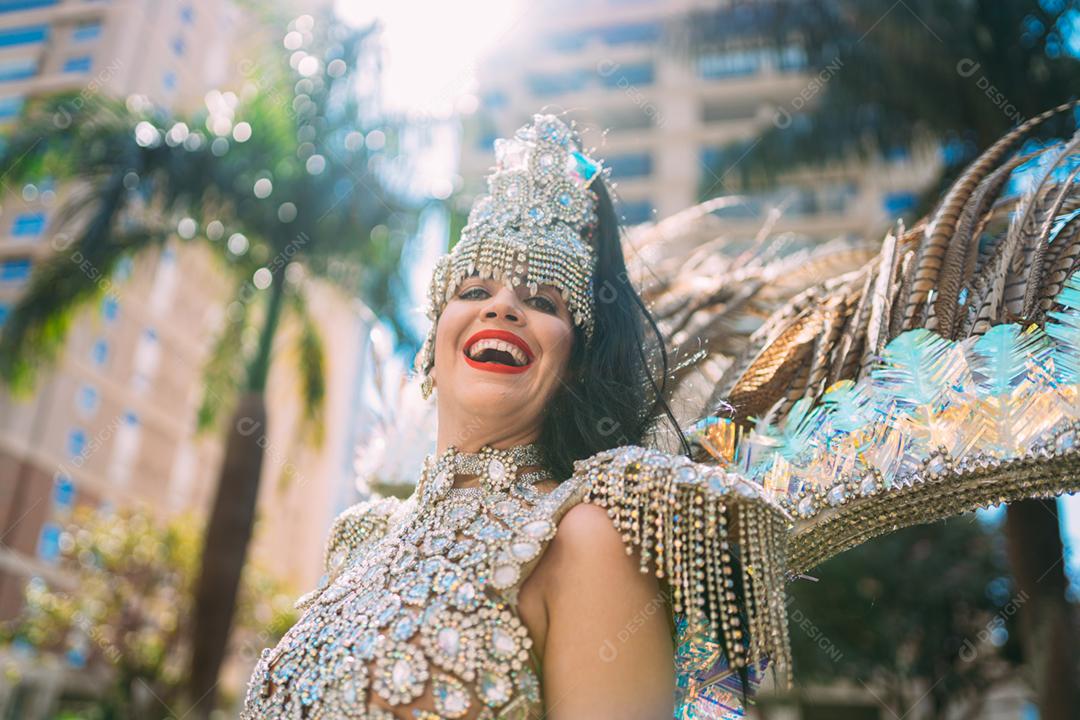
[{"xmin": 901, "ymin": 99, "xmax": 1080, "ymax": 330}]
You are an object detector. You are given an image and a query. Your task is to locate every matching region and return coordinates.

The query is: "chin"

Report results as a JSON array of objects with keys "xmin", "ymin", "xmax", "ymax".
[{"xmin": 457, "ymin": 374, "xmax": 529, "ymax": 407}]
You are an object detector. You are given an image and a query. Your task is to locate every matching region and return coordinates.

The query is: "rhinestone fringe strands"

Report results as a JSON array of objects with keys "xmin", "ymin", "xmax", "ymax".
[{"xmin": 573, "ymin": 445, "xmax": 793, "ymax": 688}]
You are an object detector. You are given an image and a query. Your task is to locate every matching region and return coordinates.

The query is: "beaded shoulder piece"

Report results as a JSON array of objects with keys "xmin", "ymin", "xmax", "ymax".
[
  {"xmin": 323, "ymin": 498, "xmax": 407, "ymax": 580},
  {"xmin": 571, "ymin": 445, "xmax": 793, "ymax": 692},
  {"xmin": 293, "ymin": 497, "xmax": 407, "ymax": 613}
]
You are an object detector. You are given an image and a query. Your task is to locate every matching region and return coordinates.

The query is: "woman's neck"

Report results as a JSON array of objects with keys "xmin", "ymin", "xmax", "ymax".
[{"xmin": 435, "ymin": 426, "xmax": 540, "ymax": 455}]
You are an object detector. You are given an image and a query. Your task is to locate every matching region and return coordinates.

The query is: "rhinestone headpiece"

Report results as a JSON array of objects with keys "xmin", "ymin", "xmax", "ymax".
[{"xmin": 415, "ymin": 114, "xmax": 604, "ymax": 388}]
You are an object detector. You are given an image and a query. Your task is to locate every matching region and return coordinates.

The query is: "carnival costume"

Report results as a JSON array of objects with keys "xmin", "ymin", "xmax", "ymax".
[{"xmin": 243, "ymin": 104, "xmax": 1080, "ymax": 719}]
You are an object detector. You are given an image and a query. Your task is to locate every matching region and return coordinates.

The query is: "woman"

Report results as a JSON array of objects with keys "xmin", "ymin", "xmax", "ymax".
[{"xmin": 241, "ymin": 114, "xmax": 790, "ymax": 720}]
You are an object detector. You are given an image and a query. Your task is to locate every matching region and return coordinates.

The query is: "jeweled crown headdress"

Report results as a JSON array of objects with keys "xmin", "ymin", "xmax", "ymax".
[{"xmin": 415, "ymin": 114, "xmax": 605, "ymax": 395}]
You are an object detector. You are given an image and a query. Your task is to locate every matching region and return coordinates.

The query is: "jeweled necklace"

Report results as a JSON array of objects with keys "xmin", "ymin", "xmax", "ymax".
[{"xmin": 419, "ymin": 443, "xmax": 552, "ymax": 505}]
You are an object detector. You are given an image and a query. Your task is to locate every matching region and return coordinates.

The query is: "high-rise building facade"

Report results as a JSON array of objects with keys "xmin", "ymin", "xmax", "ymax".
[
  {"xmin": 461, "ymin": 0, "xmax": 941, "ymax": 239},
  {"xmin": 0, "ymin": 0, "xmax": 370, "ymax": 635},
  {"xmin": 0, "ymin": 0, "xmax": 245, "ymax": 622}
]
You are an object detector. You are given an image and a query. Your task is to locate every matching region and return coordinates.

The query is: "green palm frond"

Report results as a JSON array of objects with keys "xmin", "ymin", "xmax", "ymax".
[
  {"xmin": 0, "ymin": 171, "xmax": 165, "ymax": 393},
  {"xmin": 286, "ymin": 290, "xmax": 327, "ymax": 448},
  {"xmin": 195, "ymin": 282, "xmax": 253, "ymax": 434}
]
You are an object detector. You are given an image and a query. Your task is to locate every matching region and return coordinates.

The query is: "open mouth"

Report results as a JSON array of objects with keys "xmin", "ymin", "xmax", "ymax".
[{"xmin": 463, "ymin": 330, "xmax": 535, "ymax": 375}]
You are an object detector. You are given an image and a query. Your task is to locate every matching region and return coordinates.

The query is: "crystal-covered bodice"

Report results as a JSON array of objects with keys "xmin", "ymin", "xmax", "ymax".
[{"xmin": 241, "ymin": 468, "xmax": 589, "ymax": 719}]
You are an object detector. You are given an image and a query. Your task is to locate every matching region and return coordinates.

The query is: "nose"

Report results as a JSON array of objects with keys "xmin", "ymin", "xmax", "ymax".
[{"xmin": 481, "ymin": 284, "xmax": 525, "ymax": 325}]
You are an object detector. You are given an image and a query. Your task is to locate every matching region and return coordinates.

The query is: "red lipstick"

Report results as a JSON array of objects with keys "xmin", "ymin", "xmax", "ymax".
[{"xmin": 463, "ymin": 329, "xmax": 535, "ymax": 374}]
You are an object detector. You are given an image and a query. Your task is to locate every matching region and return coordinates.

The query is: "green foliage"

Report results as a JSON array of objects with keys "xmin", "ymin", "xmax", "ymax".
[
  {"xmin": 288, "ymin": 291, "xmax": 327, "ymax": 448},
  {"xmin": 0, "ymin": 12, "xmax": 423, "ymax": 472},
  {"xmin": 195, "ymin": 280, "xmax": 253, "ymax": 434},
  {"xmin": 0, "ymin": 505, "xmax": 295, "ymax": 718},
  {"xmin": 787, "ymin": 514, "xmax": 1022, "ymax": 716}
]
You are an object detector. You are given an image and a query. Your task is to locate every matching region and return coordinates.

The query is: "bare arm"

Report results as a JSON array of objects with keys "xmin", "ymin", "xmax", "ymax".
[{"xmin": 540, "ymin": 502, "xmax": 675, "ymax": 720}]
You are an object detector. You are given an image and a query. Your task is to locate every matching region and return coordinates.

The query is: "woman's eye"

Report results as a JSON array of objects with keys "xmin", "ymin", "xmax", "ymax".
[
  {"xmin": 459, "ymin": 286, "xmax": 489, "ymax": 300},
  {"xmin": 527, "ymin": 295, "xmax": 557, "ymax": 313}
]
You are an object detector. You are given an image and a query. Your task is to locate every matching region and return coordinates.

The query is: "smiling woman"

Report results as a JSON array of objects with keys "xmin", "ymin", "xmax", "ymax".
[{"xmin": 241, "ymin": 114, "xmax": 792, "ymax": 720}]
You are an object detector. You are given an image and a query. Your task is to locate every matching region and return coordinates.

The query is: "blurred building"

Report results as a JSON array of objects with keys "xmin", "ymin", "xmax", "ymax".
[
  {"xmin": 0, "ymin": 0, "xmax": 245, "ymax": 622},
  {"xmin": 460, "ymin": 0, "xmax": 940, "ymax": 238},
  {"xmin": 0, "ymin": 0, "xmax": 377, "ymax": 706},
  {"xmin": 0, "ymin": 0, "xmax": 382, "ymax": 715}
]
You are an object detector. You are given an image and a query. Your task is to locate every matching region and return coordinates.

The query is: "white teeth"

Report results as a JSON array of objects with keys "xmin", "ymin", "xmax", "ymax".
[{"xmin": 466, "ymin": 338, "xmax": 529, "ymax": 366}]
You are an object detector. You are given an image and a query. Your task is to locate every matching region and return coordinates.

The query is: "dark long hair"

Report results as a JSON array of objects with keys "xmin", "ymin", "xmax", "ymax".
[
  {"xmin": 536, "ymin": 177, "xmax": 754, "ymax": 708},
  {"xmin": 536, "ymin": 178, "xmax": 688, "ymax": 480}
]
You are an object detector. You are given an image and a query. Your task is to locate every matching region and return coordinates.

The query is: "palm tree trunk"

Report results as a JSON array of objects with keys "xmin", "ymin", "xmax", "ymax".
[
  {"xmin": 187, "ymin": 264, "xmax": 287, "ymax": 717},
  {"xmin": 1003, "ymin": 498, "xmax": 1080, "ymax": 719}
]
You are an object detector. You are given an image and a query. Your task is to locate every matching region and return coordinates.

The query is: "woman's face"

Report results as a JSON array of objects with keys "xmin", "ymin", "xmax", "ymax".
[{"xmin": 432, "ymin": 274, "xmax": 575, "ymax": 444}]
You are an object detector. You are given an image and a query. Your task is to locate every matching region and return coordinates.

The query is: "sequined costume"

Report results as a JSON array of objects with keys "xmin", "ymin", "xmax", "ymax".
[
  {"xmin": 243, "ymin": 100, "xmax": 1080, "ymax": 719},
  {"xmin": 241, "ymin": 444, "xmax": 790, "ymax": 719}
]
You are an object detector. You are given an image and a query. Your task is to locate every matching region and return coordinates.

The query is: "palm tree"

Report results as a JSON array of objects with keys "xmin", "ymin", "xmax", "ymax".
[{"xmin": 0, "ymin": 13, "xmax": 416, "ymax": 716}]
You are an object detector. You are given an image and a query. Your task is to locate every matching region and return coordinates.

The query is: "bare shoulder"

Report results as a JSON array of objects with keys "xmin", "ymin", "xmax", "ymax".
[
  {"xmin": 543, "ymin": 501, "xmax": 657, "ymax": 603},
  {"xmin": 551, "ymin": 502, "xmax": 627, "ymax": 560},
  {"xmin": 533, "ymin": 497, "xmax": 675, "ymax": 719}
]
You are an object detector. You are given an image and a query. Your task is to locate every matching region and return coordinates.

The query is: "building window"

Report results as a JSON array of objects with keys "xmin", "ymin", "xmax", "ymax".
[
  {"xmin": 1, "ymin": 0, "xmax": 59, "ymax": 12},
  {"xmin": 112, "ymin": 255, "xmax": 133, "ymax": 282},
  {"xmin": 547, "ymin": 29, "xmax": 589, "ymax": 53},
  {"xmin": 701, "ymin": 146, "xmax": 734, "ymax": 174},
  {"xmin": 0, "ymin": 25, "xmax": 47, "ymax": 48},
  {"xmin": 179, "ymin": 4, "xmax": 194, "ymax": 24},
  {"xmin": 163, "ymin": 70, "xmax": 176, "ymax": 91},
  {"xmin": 12, "ymin": 210, "xmax": 45, "ymax": 237},
  {"xmin": 620, "ymin": 199, "xmax": 654, "ymax": 225},
  {"xmin": 702, "ymin": 99, "xmax": 760, "ymax": 124},
  {"xmin": 599, "ymin": 22, "xmax": 662, "ymax": 46},
  {"xmin": 0, "ymin": 95, "xmax": 24, "ymax": 119},
  {"xmin": 0, "ymin": 57, "xmax": 37, "ymax": 82},
  {"xmin": 52, "ymin": 473, "xmax": 75, "ymax": 512},
  {"xmin": 171, "ymin": 35, "xmax": 185, "ymax": 56},
  {"xmin": 777, "ymin": 44, "xmax": 809, "ymax": 71},
  {"xmin": 62, "ymin": 56, "xmax": 93, "ymax": 74},
  {"xmin": 132, "ymin": 328, "xmax": 160, "ymax": 393},
  {"xmin": 91, "ymin": 338, "xmax": 109, "ymax": 366},
  {"xmin": 606, "ymin": 152, "xmax": 652, "ymax": 179},
  {"xmin": 481, "ymin": 90, "xmax": 506, "ymax": 110},
  {"xmin": 527, "ymin": 69, "xmax": 588, "ymax": 97},
  {"xmin": 110, "ymin": 410, "xmax": 141, "ymax": 487},
  {"xmin": 600, "ymin": 62, "xmax": 654, "ymax": 88},
  {"xmin": 885, "ymin": 145, "xmax": 912, "ymax": 161},
  {"xmin": 101, "ymin": 295, "xmax": 119, "ymax": 323},
  {"xmin": 697, "ymin": 48, "xmax": 765, "ymax": 79},
  {"xmin": 67, "ymin": 428, "xmax": 87, "ymax": 458},
  {"xmin": 72, "ymin": 22, "xmax": 102, "ymax": 42},
  {"xmin": 820, "ymin": 181, "xmax": 857, "ymax": 214},
  {"xmin": 598, "ymin": 107, "xmax": 653, "ymax": 133},
  {"xmin": 37, "ymin": 522, "xmax": 62, "ymax": 563},
  {"xmin": 0, "ymin": 0, "xmax": 59, "ymax": 11},
  {"xmin": 883, "ymin": 191, "xmax": 917, "ymax": 216},
  {"xmin": 77, "ymin": 384, "xmax": 99, "ymax": 416},
  {"xmin": 0, "ymin": 257, "xmax": 31, "ymax": 283}
]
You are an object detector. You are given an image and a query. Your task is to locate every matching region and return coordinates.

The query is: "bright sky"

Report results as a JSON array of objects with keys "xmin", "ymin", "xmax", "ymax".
[{"xmin": 334, "ymin": 0, "xmax": 525, "ymax": 116}]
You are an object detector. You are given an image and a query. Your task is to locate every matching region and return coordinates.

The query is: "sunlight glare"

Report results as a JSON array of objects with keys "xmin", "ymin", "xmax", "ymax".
[{"xmin": 335, "ymin": 0, "xmax": 524, "ymax": 116}]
